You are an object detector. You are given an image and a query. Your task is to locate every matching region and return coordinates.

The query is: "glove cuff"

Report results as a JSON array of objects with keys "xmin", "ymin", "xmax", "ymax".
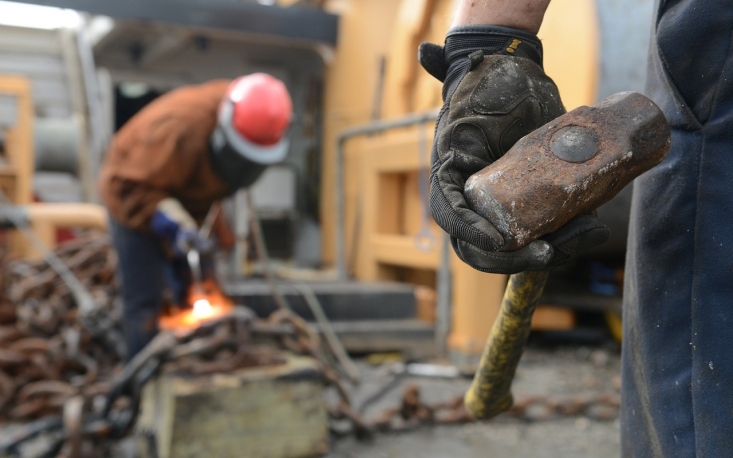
[
  {"xmin": 442, "ymin": 25, "xmax": 543, "ymax": 100},
  {"xmin": 445, "ymin": 25, "xmax": 543, "ymax": 64},
  {"xmin": 156, "ymin": 198, "xmax": 197, "ymax": 231}
]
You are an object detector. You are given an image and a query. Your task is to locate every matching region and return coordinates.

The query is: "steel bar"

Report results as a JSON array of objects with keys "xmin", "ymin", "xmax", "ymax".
[
  {"xmin": 334, "ymin": 109, "xmax": 440, "ymax": 280},
  {"xmin": 6, "ymin": 0, "xmax": 339, "ymax": 46}
]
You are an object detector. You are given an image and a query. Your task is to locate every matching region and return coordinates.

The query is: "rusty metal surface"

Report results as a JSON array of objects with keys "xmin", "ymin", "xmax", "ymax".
[
  {"xmin": 464, "ymin": 92, "xmax": 671, "ymax": 250},
  {"xmin": 0, "ymin": 235, "xmax": 295, "ymax": 413},
  {"xmin": 0, "ymin": 233, "xmax": 123, "ymax": 426},
  {"xmin": 339, "ymin": 381, "xmax": 621, "ymax": 436},
  {"xmin": 0, "ymin": 233, "xmax": 358, "ymax": 456},
  {"xmin": 0, "ymin": 234, "xmax": 623, "ymax": 457}
]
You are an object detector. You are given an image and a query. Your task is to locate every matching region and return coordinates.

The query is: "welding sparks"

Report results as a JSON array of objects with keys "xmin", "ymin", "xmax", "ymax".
[
  {"xmin": 192, "ymin": 298, "xmax": 215, "ymax": 319},
  {"xmin": 159, "ymin": 281, "xmax": 235, "ymax": 331}
]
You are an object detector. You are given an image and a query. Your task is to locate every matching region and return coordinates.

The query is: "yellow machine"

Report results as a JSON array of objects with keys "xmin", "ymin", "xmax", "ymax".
[
  {"xmin": 319, "ymin": 0, "xmax": 602, "ymax": 359},
  {"xmin": 0, "ymin": 0, "xmax": 614, "ymax": 360}
]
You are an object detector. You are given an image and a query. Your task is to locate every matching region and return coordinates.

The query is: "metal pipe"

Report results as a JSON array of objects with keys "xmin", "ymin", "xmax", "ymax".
[
  {"xmin": 334, "ymin": 109, "xmax": 440, "ymax": 280},
  {"xmin": 435, "ymin": 232, "xmax": 451, "ymax": 357},
  {"xmin": 230, "ymin": 189, "xmax": 249, "ymax": 278},
  {"xmin": 293, "ymin": 282, "xmax": 361, "ymax": 383},
  {"xmin": 23, "ymin": 203, "xmax": 108, "ymax": 231},
  {"xmin": 198, "ymin": 202, "xmax": 220, "ymax": 240}
]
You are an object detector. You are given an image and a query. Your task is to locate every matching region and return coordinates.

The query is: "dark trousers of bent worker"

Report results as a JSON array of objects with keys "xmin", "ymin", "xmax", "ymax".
[
  {"xmin": 621, "ymin": 1, "xmax": 733, "ymax": 456},
  {"xmin": 110, "ymin": 218, "xmax": 188, "ymax": 359}
]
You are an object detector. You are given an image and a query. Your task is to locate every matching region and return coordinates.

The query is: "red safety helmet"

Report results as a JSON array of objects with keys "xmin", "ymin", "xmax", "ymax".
[
  {"xmin": 210, "ymin": 74, "xmax": 293, "ymax": 189},
  {"xmin": 226, "ymin": 73, "xmax": 293, "ymax": 146}
]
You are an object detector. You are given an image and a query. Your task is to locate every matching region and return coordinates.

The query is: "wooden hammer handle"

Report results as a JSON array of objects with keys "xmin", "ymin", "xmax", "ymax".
[{"xmin": 464, "ymin": 270, "xmax": 549, "ymax": 419}]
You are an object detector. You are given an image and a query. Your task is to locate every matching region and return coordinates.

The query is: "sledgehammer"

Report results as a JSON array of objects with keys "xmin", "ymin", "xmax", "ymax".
[{"xmin": 462, "ymin": 92, "xmax": 671, "ymax": 419}]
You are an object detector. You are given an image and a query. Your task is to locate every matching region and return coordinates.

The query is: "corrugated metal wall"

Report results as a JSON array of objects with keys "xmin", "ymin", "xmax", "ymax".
[{"xmin": 0, "ymin": 25, "xmax": 72, "ymax": 118}]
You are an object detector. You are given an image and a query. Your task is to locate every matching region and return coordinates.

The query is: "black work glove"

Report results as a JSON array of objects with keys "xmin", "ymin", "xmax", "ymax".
[{"xmin": 420, "ymin": 25, "xmax": 610, "ymax": 274}]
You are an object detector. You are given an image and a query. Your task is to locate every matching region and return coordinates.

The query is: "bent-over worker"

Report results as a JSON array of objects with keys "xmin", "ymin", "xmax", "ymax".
[{"xmin": 98, "ymin": 74, "xmax": 293, "ymax": 358}]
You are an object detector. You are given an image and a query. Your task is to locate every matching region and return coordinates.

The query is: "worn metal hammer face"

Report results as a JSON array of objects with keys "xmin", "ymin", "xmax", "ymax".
[
  {"xmin": 462, "ymin": 92, "xmax": 670, "ymax": 421},
  {"xmin": 465, "ymin": 91, "xmax": 671, "ymax": 251}
]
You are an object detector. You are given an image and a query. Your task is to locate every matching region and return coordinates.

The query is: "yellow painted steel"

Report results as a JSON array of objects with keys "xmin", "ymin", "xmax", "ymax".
[
  {"xmin": 605, "ymin": 310, "xmax": 623, "ymax": 344},
  {"xmin": 538, "ymin": 0, "xmax": 600, "ymax": 109},
  {"xmin": 320, "ymin": 0, "xmax": 601, "ymax": 358},
  {"xmin": 464, "ymin": 270, "xmax": 549, "ymax": 419},
  {"xmin": 0, "ymin": 75, "xmax": 34, "ymax": 205}
]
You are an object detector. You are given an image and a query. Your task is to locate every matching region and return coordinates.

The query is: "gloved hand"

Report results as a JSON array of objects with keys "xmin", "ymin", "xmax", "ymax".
[
  {"xmin": 419, "ymin": 25, "xmax": 610, "ymax": 274},
  {"xmin": 150, "ymin": 198, "xmax": 205, "ymax": 257}
]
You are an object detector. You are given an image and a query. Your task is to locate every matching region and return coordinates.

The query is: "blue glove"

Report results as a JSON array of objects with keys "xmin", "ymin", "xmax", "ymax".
[{"xmin": 150, "ymin": 198, "xmax": 203, "ymax": 257}]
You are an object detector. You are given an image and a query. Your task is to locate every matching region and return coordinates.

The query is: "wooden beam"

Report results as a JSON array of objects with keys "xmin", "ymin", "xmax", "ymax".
[{"xmin": 371, "ymin": 233, "xmax": 440, "ymax": 269}]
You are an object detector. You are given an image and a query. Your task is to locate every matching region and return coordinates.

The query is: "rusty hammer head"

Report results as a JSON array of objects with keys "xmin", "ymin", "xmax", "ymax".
[{"xmin": 464, "ymin": 91, "xmax": 671, "ymax": 251}]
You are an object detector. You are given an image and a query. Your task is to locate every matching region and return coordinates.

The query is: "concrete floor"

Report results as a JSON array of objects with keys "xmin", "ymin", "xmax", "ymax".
[
  {"xmin": 328, "ymin": 419, "xmax": 620, "ymax": 458},
  {"xmin": 328, "ymin": 344, "xmax": 621, "ymax": 458},
  {"xmin": 3, "ymin": 344, "xmax": 621, "ymax": 458}
]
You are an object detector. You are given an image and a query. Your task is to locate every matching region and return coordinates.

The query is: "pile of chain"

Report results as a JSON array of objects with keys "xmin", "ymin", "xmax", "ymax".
[
  {"xmin": 0, "ymin": 233, "xmax": 123, "ymax": 423},
  {"xmin": 369, "ymin": 384, "xmax": 471, "ymax": 432},
  {"xmin": 352, "ymin": 383, "xmax": 620, "ymax": 435},
  {"xmin": 0, "ymin": 232, "xmax": 365, "ymax": 456},
  {"xmin": 507, "ymin": 391, "xmax": 620, "ymax": 422},
  {"xmin": 0, "ymin": 232, "xmax": 621, "ymax": 457}
]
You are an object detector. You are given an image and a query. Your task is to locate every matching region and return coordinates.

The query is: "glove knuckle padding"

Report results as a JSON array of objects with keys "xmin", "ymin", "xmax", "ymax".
[
  {"xmin": 445, "ymin": 56, "xmax": 565, "ymax": 161},
  {"xmin": 469, "ymin": 57, "xmax": 562, "ymax": 116}
]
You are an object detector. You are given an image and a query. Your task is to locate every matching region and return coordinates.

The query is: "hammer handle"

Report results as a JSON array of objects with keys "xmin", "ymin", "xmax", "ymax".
[{"xmin": 464, "ymin": 269, "xmax": 549, "ymax": 419}]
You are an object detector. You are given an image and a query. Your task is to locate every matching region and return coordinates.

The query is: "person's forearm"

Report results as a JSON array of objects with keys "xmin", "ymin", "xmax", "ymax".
[{"xmin": 452, "ymin": 0, "xmax": 551, "ymax": 34}]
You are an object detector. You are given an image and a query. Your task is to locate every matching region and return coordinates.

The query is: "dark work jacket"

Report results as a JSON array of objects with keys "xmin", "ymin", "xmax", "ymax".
[
  {"xmin": 621, "ymin": 0, "xmax": 733, "ymax": 456},
  {"xmin": 99, "ymin": 80, "xmax": 232, "ymax": 231}
]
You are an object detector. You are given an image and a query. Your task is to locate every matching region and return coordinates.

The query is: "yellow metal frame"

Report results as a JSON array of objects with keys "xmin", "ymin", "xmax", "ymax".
[
  {"xmin": 0, "ymin": 75, "xmax": 108, "ymax": 259},
  {"xmin": 321, "ymin": 0, "xmax": 600, "ymax": 357},
  {"xmin": 0, "ymin": 75, "xmax": 34, "ymax": 205}
]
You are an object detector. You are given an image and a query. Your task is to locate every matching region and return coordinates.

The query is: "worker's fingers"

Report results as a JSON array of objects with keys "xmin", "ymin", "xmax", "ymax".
[
  {"xmin": 430, "ymin": 160, "xmax": 505, "ymax": 253},
  {"xmin": 418, "ymin": 42, "xmax": 447, "ymax": 82},
  {"xmin": 451, "ymin": 238, "xmax": 553, "ymax": 274},
  {"xmin": 543, "ymin": 214, "xmax": 610, "ymax": 267}
]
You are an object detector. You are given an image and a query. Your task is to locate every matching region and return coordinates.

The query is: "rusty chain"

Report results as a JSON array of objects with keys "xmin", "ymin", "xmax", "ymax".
[
  {"xmin": 363, "ymin": 384, "xmax": 620, "ymax": 433},
  {"xmin": 0, "ymin": 232, "xmax": 360, "ymax": 456},
  {"xmin": 0, "ymin": 233, "xmax": 620, "ymax": 457}
]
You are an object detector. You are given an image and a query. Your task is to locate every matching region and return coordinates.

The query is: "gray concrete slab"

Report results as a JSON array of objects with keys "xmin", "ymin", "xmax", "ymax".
[{"xmin": 328, "ymin": 345, "xmax": 621, "ymax": 458}]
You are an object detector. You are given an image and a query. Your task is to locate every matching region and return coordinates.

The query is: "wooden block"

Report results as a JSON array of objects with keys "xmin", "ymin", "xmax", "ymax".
[
  {"xmin": 531, "ymin": 305, "xmax": 576, "ymax": 331},
  {"xmin": 137, "ymin": 354, "xmax": 329, "ymax": 458}
]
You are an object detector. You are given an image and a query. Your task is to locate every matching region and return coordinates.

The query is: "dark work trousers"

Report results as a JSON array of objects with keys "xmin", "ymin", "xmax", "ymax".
[
  {"xmin": 621, "ymin": 1, "xmax": 733, "ymax": 456},
  {"xmin": 110, "ymin": 218, "xmax": 188, "ymax": 360}
]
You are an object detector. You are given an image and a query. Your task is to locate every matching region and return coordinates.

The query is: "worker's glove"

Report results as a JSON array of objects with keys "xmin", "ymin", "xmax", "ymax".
[
  {"xmin": 419, "ymin": 26, "xmax": 610, "ymax": 274},
  {"xmin": 150, "ymin": 198, "xmax": 206, "ymax": 257}
]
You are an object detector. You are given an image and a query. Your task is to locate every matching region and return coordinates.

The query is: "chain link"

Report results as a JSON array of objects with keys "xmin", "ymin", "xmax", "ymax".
[{"xmin": 0, "ymin": 233, "xmax": 620, "ymax": 457}]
